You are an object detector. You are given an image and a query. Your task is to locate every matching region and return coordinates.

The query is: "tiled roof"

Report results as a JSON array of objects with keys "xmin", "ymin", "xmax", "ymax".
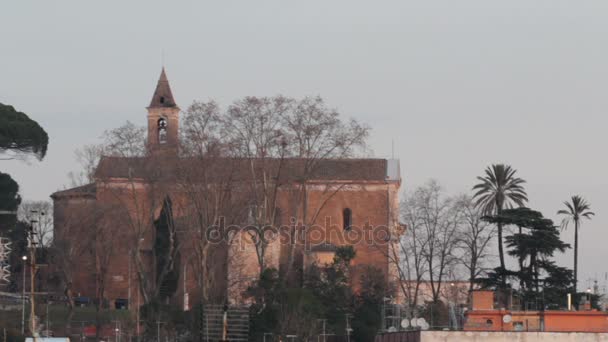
[
  {"xmin": 51, "ymin": 183, "xmax": 97, "ymax": 199},
  {"xmin": 93, "ymin": 156, "xmax": 395, "ymax": 183}
]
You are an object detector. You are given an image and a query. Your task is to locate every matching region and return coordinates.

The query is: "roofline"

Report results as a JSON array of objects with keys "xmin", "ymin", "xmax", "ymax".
[{"xmin": 50, "ymin": 183, "xmax": 97, "ymax": 200}]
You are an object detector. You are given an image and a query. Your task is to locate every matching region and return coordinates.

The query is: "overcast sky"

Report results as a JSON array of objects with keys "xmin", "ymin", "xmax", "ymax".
[{"xmin": 2, "ymin": 0, "xmax": 608, "ymax": 289}]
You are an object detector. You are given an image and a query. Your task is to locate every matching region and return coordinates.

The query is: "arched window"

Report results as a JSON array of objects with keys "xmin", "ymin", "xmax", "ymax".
[
  {"xmin": 160, "ymin": 96, "xmax": 165, "ymax": 104},
  {"xmin": 158, "ymin": 117, "xmax": 168, "ymax": 144},
  {"xmin": 343, "ymin": 208, "xmax": 352, "ymax": 231}
]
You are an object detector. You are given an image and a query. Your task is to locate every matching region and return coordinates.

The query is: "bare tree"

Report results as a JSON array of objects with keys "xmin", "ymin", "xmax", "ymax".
[
  {"xmin": 213, "ymin": 95, "xmax": 370, "ymax": 284},
  {"xmin": 68, "ymin": 122, "xmax": 169, "ymax": 307},
  {"xmin": 180, "ymin": 101, "xmax": 251, "ymax": 304},
  {"xmin": 67, "ymin": 144, "xmax": 103, "ymax": 187},
  {"xmin": 277, "ymin": 96, "xmax": 369, "ymax": 282},
  {"xmin": 65, "ymin": 94, "xmax": 372, "ymax": 310},
  {"xmin": 454, "ymin": 194, "xmax": 494, "ymax": 294},
  {"xmin": 280, "ymin": 96, "xmax": 369, "ymax": 159},
  {"xmin": 18, "ymin": 200, "xmax": 53, "ymax": 248},
  {"xmin": 51, "ymin": 197, "xmax": 103, "ymax": 334},
  {"xmin": 397, "ymin": 192, "xmax": 429, "ymax": 309},
  {"xmin": 90, "ymin": 203, "xmax": 120, "ymax": 341},
  {"xmin": 408, "ymin": 181, "xmax": 461, "ymax": 303},
  {"xmin": 67, "ymin": 122, "xmax": 146, "ymax": 186}
]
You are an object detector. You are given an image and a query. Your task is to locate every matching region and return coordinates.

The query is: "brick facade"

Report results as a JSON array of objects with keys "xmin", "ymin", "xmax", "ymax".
[{"xmin": 51, "ymin": 69, "xmax": 402, "ymax": 309}]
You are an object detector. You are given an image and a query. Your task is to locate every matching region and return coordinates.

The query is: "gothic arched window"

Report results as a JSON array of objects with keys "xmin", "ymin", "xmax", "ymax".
[
  {"xmin": 343, "ymin": 208, "xmax": 352, "ymax": 231},
  {"xmin": 158, "ymin": 117, "xmax": 168, "ymax": 144}
]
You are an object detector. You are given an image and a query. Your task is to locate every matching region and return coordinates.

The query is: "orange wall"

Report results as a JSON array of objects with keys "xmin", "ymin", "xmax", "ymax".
[{"xmin": 465, "ymin": 310, "xmax": 608, "ymax": 332}]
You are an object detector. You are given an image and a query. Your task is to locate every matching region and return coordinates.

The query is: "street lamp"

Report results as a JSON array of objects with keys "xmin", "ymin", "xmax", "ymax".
[{"xmin": 21, "ymin": 255, "xmax": 27, "ymax": 335}]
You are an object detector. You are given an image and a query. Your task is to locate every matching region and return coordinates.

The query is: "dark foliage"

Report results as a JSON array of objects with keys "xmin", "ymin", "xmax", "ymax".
[
  {"xmin": 247, "ymin": 268, "xmax": 281, "ymax": 340},
  {"xmin": 305, "ymin": 246, "xmax": 355, "ymax": 335},
  {"xmin": 0, "ymin": 103, "xmax": 48, "ymax": 160},
  {"xmin": 154, "ymin": 197, "xmax": 180, "ymax": 301},
  {"xmin": 249, "ymin": 247, "xmax": 390, "ymax": 342},
  {"xmin": 481, "ymin": 207, "xmax": 573, "ymax": 309},
  {"xmin": 352, "ymin": 266, "xmax": 390, "ymax": 342},
  {"xmin": 0, "ymin": 171, "xmax": 21, "ymax": 213},
  {"xmin": 0, "ymin": 172, "xmax": 23, "ymax": 291}
]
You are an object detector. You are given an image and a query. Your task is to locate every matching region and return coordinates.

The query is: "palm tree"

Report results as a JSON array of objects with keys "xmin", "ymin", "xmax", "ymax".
[
  {"xmin": 472, "ymin": 164, "xmax": 528, "ymax": 278},
  {"xmin": 557, "ymin": 195, "xmax": 595, "ymax": 296}
]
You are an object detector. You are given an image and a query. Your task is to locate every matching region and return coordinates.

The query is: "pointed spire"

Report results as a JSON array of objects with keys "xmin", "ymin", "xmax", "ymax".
[{"xmin": 148, "ymin": 67, "xmax": 177, "ymax": 108}]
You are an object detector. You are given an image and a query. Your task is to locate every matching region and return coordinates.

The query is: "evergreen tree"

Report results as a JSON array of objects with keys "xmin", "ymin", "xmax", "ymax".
[
  {"xmin": 154, "ymin": 197, "xmax": 180, "ymax": 301},
  {"xmin": 482, "ymin": 207, "xmax": 571, "ymax": 308},
  {"xmin": 0, "ymin": 172, "xmax": 21, "ymax": 231},
  {"xmin": 0, "ymin": 103, "xmax": 48, "ymax": 160},
  {"xmin": 305, "ymin": 246, "xmax": 355, "ymax": 335},
  {"xmin": 352, "ymin": 266, "xmax": 389, "ymax": 342}
]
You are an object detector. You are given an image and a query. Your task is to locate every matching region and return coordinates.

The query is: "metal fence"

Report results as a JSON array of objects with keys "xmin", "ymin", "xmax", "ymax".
[
  {"xmin": 382, "ymin": 303, "xmax": 466, "ymax": 331},
  {"xmin": 202, "ymin": 304, "xmax": 250, "ymax": 342}
]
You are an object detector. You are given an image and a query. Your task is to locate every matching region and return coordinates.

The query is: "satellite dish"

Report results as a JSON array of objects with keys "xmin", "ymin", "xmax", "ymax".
[
  {"xmin": 502, "ymin": 314, "xmax": 512, "ymax": 324},
  {"xmin": 401, "ymin": 319, "xmax": 410, "ymax": 329},
  {"xmin": 410, "ymin": 318, "xmax": 419, "ymax": 327},
  {"xmin": 387, "ymin": 327, "xmax": 397, "ymax": 333},
  {"xmin": 416, "ymin": 318, "xmax": 427, "ymax": 327}
]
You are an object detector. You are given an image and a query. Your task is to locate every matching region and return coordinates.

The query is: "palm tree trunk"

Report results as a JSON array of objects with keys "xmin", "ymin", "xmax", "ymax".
[
  {"xmin": 497, "ymin": 221, "xmax": 506, "ymax": 285},
  {"xmin": 495, "ymin": 203, "xmax": 506, "ymax": 288},
  {"xmin": 574, "ymin": 219, "xmax": 579, "ymax": 300}
]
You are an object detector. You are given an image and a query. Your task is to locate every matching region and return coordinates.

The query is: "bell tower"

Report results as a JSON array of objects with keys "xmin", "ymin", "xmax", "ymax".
[{"xmin": 147, "ymin": 67, "xmax": 179, "ymax": 153}]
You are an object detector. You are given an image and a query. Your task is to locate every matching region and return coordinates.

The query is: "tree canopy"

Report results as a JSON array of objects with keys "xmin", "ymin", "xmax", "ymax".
[
  {"xmin": 0, "ymin": 103, "xmax": 48, "ymax": 160},
  {"xmin": 480, "ymin": 207, "xmax": 572, "ymax": 308},
  {"xmin": 0, "ymin": 171, "xmax": 21, "ymax": 212}
]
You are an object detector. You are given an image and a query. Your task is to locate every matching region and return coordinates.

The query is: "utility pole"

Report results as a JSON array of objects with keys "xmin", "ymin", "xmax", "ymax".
[
  {"xmin": 128, "ymin": 250, "xmax": 131, "ymax": 310},
  {"xmin": 29, "ymin": 220, "xmax": 37, "ymax": 338},
  {"xmin": 25, "ymin": 209, "xmax": 45, "ymax": 338},
  {"xmin": 136, "ymin": 280, "xmax": 140, "ymax": 342},
  {"xmin": 21, "ymin": 255, "xmax": 27, "ymax": 335},
  {"xmin": 80, "ymin": 321, "xmax": 84, "ymax": 342},
  {"xmin": 317, "ymin": 319, "xmax": 331, "ymax": 342},
  {"xmin": 345, "ymin": 314, "xmax": 352, "ymax": 342},
  {"xmin": 221, "ymin": 303, "xmax": 228, "ymax": 342},
  {"xmin": 156, "ymin": 319, "xmax": 164, "ymax": 342},
  {"xmin": 113, "ymin": 320, "xmax": 120, "ymax": 342},
  {"xmin": 46, "ymin": 300, "xmax": 49, "ymax": 336},
  {"xmin": 183, "ymin": 263, "xmax": 188, "ymax": 311}
]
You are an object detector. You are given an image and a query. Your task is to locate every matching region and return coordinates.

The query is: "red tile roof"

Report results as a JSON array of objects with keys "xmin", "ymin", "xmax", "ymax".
[
  {"xmin": 93, "ymin": 156, "xmax": 392, "ymax": 182},
  {"xmin": 51, "ymin": 183, "xmax": 97, "ymax": 199}
]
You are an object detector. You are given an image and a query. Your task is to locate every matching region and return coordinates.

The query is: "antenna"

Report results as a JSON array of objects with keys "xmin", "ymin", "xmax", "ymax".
[
  {"xmin": 161, "ymin": 49, "xmax": 165, "ymax": 68},
  {"xmin": 391, "ymin": 139, "xmax": 394, "ymax": 159}
]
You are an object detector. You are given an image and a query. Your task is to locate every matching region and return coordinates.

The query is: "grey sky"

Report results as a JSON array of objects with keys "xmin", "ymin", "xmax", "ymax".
[{"xmin": 2, "ymin": 0, "xmax": 608, "ymax": 288}]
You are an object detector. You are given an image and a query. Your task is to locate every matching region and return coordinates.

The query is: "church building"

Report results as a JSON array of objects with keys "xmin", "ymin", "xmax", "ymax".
[{"xmin": 51, "ymin": 69, "xmax": 402, "ymax": 309}]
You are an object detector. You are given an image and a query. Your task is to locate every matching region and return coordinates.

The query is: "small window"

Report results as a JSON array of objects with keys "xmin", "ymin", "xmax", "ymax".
[
  {"xmin": 160, "ymin": 96, "xmax": 165, "ymax": 104},
  {"xmin": 158, "ymin": 118, "xmax": 168, "ymax": 144},
  {"xmin": 343, "ymin": 208, "xmax": 352, "ymax": 231},
  {"xmin": 486, "ymin": 319, "xmax": 493, "ymax": 326}
]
